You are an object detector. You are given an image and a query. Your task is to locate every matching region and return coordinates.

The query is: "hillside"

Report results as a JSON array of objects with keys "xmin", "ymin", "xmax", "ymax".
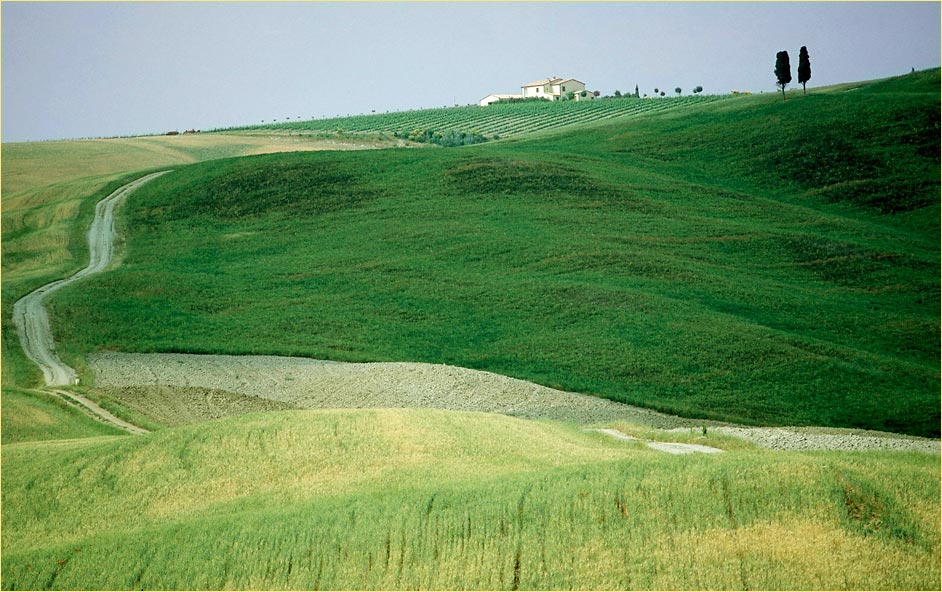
[
  {"xmin": 2, "ymin": 409, "xmax": 938, "ymax": 590},
  {"xmin": 0, "ymin": 131, "xmax": 400, "ymax": 388},
  {"xmin": 43, "ymin": 70, "xmax": 940, "ymax": 436},
  {"xmin": 225, "ymin": 93, "xmax": 727, "ymax": 140}
]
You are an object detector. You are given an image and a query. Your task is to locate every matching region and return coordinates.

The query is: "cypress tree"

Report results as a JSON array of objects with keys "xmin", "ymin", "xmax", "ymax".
[
  {"xmin": 798, "ymin": 46, "xmax": 811, "ymax": 94},
  {"xmin": 775, "ymin": 50, "xmax": 792, "ymax": 101}
]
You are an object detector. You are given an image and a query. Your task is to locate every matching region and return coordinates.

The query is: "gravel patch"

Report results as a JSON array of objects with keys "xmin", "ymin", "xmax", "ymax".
[
  {"xmin": 89, "ymin": 352, "xmax": 939, "ymax": 454},
  {"xmin": 644, "ymin": 441, "xmax": 723, "ymax": 455},
  {"xmin": 703, "ymin": 426, "xmax": 939, "ymax": 455},
  {"xmin": 590, "ymin": 428, "xmax": 724, "ymax": 454},
  {"xmin": 89, "ymin": 352, "xmax": 697, "ymax": 426}
]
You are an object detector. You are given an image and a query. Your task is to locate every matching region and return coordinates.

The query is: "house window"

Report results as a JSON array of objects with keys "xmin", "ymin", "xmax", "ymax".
[{"xmin": 562, "ymin": 86, "xmax": 566, "ymax": 92}]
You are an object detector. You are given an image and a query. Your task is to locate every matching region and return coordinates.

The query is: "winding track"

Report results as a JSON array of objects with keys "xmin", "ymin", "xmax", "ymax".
[{"xmin": 12, "ymin": 171, "xmax": 170, "ymax": 387}]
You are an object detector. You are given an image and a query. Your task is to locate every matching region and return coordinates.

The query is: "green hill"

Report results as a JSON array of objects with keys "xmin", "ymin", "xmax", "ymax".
[
  {"xmin": 0, "ymin": 131, "xmax": 398, "ymax": 388},
  {"xmin": 2, "ymin": 409, "xmax": 938, "ymax": 590},
  {"xmin": 225, "ymin": 93, "xmax": 727, "ymax": 141},
  {"xmin": 46, "ymin": 70, "xmax": 940, "ymax": 436}
]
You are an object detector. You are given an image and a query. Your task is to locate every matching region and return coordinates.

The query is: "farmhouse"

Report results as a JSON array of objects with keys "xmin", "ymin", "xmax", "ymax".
[
  {"xmin": 521, "ymin": 77, "xmax": 587, "ymax": 100},
  {"xmin": 479, "ymin": 76, "xmax": 593, "ymax": 106}
]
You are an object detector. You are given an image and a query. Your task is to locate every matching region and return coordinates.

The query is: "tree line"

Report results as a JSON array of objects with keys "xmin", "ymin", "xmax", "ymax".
[{"xmin": 606, "ymin": 84, "xmax": 704, "ymax": 99}]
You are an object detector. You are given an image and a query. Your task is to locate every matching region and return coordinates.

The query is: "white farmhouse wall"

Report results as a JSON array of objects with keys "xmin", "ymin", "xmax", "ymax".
[{"xmin": 479, "ymin": 93, "xmax": 523, "ymax": 106}]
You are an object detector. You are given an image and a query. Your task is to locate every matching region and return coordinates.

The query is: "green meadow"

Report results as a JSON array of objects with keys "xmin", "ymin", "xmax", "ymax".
[
  {"xmin": 2, "ymin": 410, "xmax": 939, "ymax": 590},
  {"xmin": 45, "ymin": 71, "xmax": 941, "ymax": 436}
]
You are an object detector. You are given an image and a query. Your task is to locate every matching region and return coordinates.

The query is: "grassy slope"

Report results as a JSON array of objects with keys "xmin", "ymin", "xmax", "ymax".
[
  {"xmin": 49, "ymin": 71, "xmax": 940, "ymax": 436},
  {"xmin": 1, "ymin": 172, "xmax": 151, "ymax": 387},
  {"xmin": 0, "ymin": 132, "xmax": 398, "ymax": 388},
  {"xmin": 2, "ymin": 409, "xmax": 938, "ymax": 590},
  {"xmin": 0, "ymin": 387, "xmax": 125, "ymax": 443}
]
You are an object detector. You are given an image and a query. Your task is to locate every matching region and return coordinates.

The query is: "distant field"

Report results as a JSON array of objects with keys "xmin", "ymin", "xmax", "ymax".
[
  {"xmin": 2, "ymin": 409, "xmax": 938, "ymax": 590},
  {"xmin": 0, "ymin": 131, "xmax": 403, "ymax": 194},
  {"xmin": 49, "ymin": 71, "xmax": 940, "ymax": 436},
  {"xmin": 227, "ymin": 94, "xmax": 727, "ymax": 139}
]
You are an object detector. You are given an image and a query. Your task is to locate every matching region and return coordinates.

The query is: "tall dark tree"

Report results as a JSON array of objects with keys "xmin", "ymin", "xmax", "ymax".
[
  {"xmin": 634, "ymin": 84, "xmax": 639, "ymax": 98},
  {"xmin": 775, "ymin": 50, "xmax": 792, "ymax": 100},
  {"xmin": 798, "ymin": 46, "xmax": 811, "ymax": 94}
]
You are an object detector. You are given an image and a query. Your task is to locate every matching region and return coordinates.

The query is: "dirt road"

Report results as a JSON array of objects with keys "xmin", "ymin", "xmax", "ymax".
[
  {"xmin": 12, "ymin": 171, "xmax": 170, "ymax": 386},
  {"xmin": 51, "ymin": 389, "xmax": 149, "ymax": 435}
]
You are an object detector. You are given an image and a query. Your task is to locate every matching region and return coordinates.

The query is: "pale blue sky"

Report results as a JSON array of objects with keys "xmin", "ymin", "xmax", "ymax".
[{"xmin": 2, "ymin": 2, "xmax": 939, "ymax": 142}]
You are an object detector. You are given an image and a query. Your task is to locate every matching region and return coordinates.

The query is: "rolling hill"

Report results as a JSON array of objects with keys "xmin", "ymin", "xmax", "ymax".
[
  {"xmin": 2, "ymin": 71, "xmax": 940, "ymax": 591},
  {"xmin": 42, "ymin": 70, "xmax": 941, "ymax": 436}
]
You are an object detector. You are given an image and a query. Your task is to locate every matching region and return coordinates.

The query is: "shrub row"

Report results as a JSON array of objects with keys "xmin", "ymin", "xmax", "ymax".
[{"xmin": 394, "ymin": 128, "xmax": 490, "ymax": 147}]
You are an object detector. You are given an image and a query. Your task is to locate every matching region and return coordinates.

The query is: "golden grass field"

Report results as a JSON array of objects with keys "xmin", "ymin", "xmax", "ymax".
[{"xmin": 2, "ymin": 409, "xmax": 938, "ymax": 590}]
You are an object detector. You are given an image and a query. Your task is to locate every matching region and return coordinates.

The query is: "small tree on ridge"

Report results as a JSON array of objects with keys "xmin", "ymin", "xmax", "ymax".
[
  {"xmin": 775, "ymin": 50, "xmax": 792, "ymax": 101},
  {"xmin": 798, "ymin": 46, "xmax": 812, "ymax": 94}
]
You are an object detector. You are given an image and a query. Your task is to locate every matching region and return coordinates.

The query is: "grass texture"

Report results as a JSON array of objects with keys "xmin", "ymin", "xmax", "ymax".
[
  {"xmin": 47, "ymin": 71, "xmax": 940, "ymax": 436},
  {"xmin": 1, "ymin": 409, "xmax": 938, "ymax": 590},
  {"xmin": 0, "ymin": 388, "xmax": 125, "ymax": 444}
]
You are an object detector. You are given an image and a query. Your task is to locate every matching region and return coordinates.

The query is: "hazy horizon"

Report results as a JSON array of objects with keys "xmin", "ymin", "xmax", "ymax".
[{"xmin": 3, "ymin": 1, "xmax": 939, "ymax": 142}]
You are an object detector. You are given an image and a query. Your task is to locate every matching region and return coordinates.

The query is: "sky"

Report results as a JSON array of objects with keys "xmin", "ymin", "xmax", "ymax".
[{"xmin": 2, "ymin": 2, "xmax": 939, "ymax": 142}]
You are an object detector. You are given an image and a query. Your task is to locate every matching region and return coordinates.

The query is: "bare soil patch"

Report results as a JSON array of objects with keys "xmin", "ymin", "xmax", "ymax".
[
  {"xmin": 89, "ymin": 352, "xmax": 699, "ymax": 427},
  {"xmin": 96, "ymin": 385, "xmax": 297, "ymax": 427},
  {"xmin": 89, "ymin": 352, "xmax": 940, "ymax": 454}
]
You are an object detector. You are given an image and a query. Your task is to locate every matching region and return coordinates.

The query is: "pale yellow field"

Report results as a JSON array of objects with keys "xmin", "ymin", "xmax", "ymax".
[{"xmin": 1, "ymin": 131, "xmax": 398, "ymax": 193}]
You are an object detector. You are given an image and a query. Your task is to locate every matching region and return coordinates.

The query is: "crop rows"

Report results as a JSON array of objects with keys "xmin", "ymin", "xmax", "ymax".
[{"xmin": 224, "ymin": 95, "xmax": 727, "ymax": 139}]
